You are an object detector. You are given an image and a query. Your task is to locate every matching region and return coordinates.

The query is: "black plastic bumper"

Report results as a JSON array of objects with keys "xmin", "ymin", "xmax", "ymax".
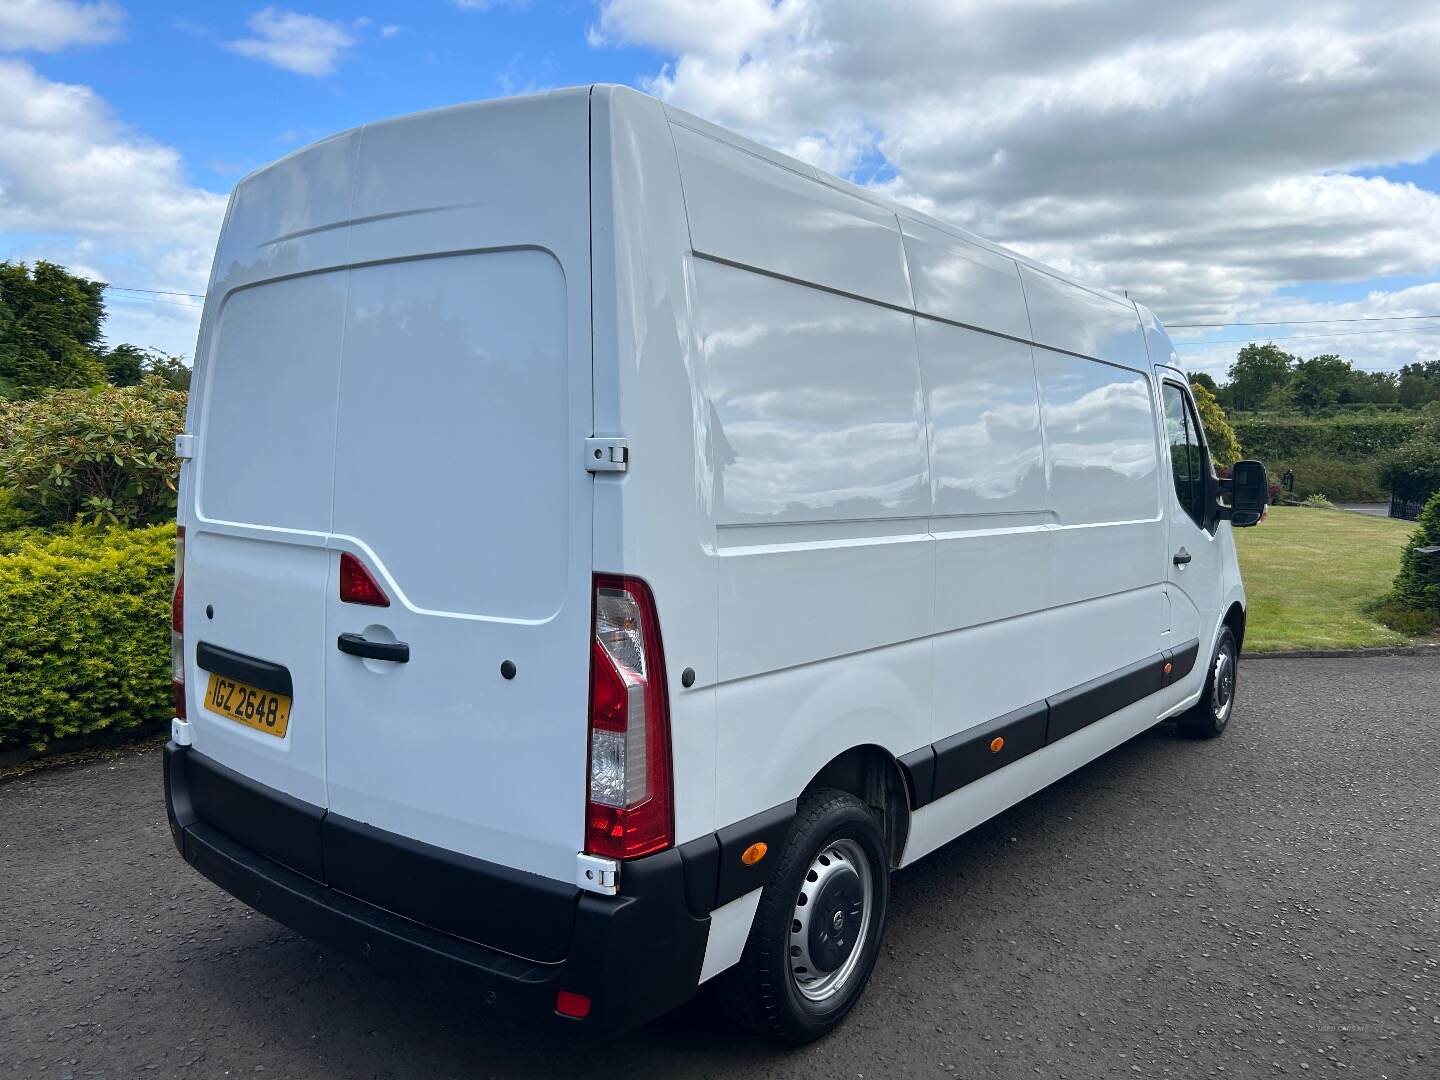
[{"xmin": 163, "ymin": 743, "xmax": 711, "ymax": 1031}]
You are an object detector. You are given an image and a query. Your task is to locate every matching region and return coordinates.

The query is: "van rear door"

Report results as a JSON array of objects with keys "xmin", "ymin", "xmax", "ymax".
[
  {"xmin": 184, "ymin": 93, "xmax": 594, "ymax": 901},
  {"xmin": 322, "ymin": 246, "xmax": 590, "ymax": 890}
]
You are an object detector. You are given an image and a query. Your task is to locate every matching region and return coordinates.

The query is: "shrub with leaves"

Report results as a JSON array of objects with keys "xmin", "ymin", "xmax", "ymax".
[
  {"xmin": 0, "ymin": 524, "xmax": 175, "ymax": 751},
  {"xmin": 1389, "ymin": 489, "xmax": 1440, "ymax": 615},
  {"xmin": 1378, "ymin": 417, "xmax": 1440, "ymax": 507},
  {"xmin": 1189, "ymin": 379, "xmax": 1241, "ymax": 468},
  {"xmin": 1301, "ymin": 493, "xmax": 1336, "ymax": 509},
  {"xmin": 0, "ymin": 376, "xmax": 185, "ymax": 526}
]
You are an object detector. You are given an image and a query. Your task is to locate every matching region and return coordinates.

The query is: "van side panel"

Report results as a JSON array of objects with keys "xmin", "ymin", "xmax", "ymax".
[
  {"xmin": 1018, "ymin": 265, "xmax": 1167, "ymax": 693},
  {"xmin": 918, "ymin": 316, "xmax": 1055, "ymax": 740},
  {"xmin": 695, "ymin": 257, "xmax": 933, "ymax": 826},
  {"xmin": 900, "ymin": 218, "xmax": 1032, "ymax": 341},
  {"xmin": 666, "ymin": 132, "xmax": 933, "ymax": 831},
  {"xmin": 695, "ymin": 261, "xmax": 932, "ymax": 660},
  {"xmin": 590, "ymin": 87, "xmax": 720, "ymax": 846},
  {"xmin": 669, "ymin": 122, "xmax": 913, "ymax": 309},
  {"xmin": 1017, "ymin": 265, "xmax": 1151, "ymax": 370}
]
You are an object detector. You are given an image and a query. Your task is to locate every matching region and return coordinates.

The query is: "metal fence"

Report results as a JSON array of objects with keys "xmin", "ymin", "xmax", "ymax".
[{"xmin": 1390, "ymin": 493, "xmax": 1427, "ymax": 520}]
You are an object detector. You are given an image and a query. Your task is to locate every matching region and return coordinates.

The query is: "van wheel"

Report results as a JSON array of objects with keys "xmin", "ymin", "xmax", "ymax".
[
  {"xmin": 1177, "ymin": 627, "xmax": 1238, "ymax": 738},
  {"xmin": 719, "ymin": 788, "xmax": 889, "ymax": 1044}
]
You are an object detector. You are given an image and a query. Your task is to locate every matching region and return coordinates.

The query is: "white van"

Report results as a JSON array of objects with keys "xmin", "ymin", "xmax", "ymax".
[{"xmin": 164, "ymin": 85, "xmax": 1269, "ymax": 1042}]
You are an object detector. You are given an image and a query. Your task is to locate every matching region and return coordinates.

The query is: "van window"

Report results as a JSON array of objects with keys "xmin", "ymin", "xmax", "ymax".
[{"xmin": 1162, "ymin": 382, "xmax": 1206, "ymax": 526}]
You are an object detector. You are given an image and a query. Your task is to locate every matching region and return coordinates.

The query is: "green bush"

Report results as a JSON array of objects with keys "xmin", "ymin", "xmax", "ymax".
[
  {"xmin": 0, "ymin": 376, "xmax": 185, "ymax": 526},
  {"xmin": 0, "ymin": 524, "xmax": 175, "ymax": 751},
  {"xmin": 1231, "ymin": 415, "xmax": 1422, "ymax": 461},
  {"xmin": 1190, "ymin": 380, "xmax": 1241, "ymax": 467},
  {"xmin": 0, "ymin": 485, "xmax": 32, "ymax": 530},
  {"xmin": 1388, "ymin": 490, "xmax": 1440, "ymax": 616},
  {"xmin": 1377, "ymin": 418, "xmax": 1440, "ymax": 506}
]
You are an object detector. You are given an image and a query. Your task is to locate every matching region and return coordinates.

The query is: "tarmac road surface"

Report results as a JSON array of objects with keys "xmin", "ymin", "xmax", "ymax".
[{"xmin": 2, "ymin": 654, "xmax": 1437, "ymax": 1079}]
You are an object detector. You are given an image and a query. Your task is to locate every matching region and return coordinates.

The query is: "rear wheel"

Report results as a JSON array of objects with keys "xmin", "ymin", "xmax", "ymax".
[
  {"xmin": 720, "ymin": 788, "xmax": 889, "ymax": 1044},
  {"xmin": 1177, "ymin": 626, "xmax": 1238, "ymax": 738}
]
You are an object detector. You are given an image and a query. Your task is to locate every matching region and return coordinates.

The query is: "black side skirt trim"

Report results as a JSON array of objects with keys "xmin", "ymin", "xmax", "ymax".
[
  {"xmin": 712, "ymin": 799, "xmax": 797, "ymax": 909},
  {"xmin": 1045, "ymin": 653, "xmax": 1165, "ymax": 743},
  {"xmin": 898, "ymin": 745, "xmax": 937, "ymax": 809},
  {"xmin": 933, "ymin": 700, "xmax": 1049, "ymax": 802},
  {"xmin": 1168, "ymin": 638, "xmax": 1201, "ymax": 683},
  {"xmin": 906, "ymin": 640, "xmax": 1214, "ymax": 810}
]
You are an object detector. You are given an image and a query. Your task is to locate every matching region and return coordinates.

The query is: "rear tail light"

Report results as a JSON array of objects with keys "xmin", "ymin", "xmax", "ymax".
[
  {"xmin": 585, "ymin": 575, "xmax": 673, "ymax": 860},
  {"xmin": 339, "ymin": 552, "xmax": 390, "ymax": 606},
  {"xmin": 554, "ymin": 990, "xmax": 591, "ymax": 1019},
  {"xmin": 171, "ymin": 526, "xmax": 185, "ymax": 719}
]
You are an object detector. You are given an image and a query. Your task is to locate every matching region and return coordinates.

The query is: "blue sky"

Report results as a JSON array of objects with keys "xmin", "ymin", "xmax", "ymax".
[
  {"xmin": 2, "ymin": 0, "xmax": 1439, "ymax": 378},
  {"xmin": 35, "ymin": 2, "xmax": 656, "ymax": 187}
]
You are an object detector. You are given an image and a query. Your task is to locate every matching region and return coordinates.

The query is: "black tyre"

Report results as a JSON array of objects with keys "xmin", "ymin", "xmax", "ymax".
[
  {"xmin": 1177, "ymin": 626, "xmax": 1238, "ymax": 738},
  {"xmin": 719, "ymin": 788, "xmax": 890, "ymax": 1044}
]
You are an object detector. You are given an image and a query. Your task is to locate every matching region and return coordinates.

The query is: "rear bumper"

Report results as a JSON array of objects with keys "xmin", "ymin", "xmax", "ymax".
[{"xmin": 163, "ymin": 743, "xmax": 711, "ymax": 1031}]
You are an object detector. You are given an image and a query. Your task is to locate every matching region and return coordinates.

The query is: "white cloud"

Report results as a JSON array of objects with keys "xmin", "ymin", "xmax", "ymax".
[
  {"xmin": 595, "ymin": 0, "xmax": 1440, "ymax": 371},
  {"xmin": 0, "ymin": 0, "xmax": 123, "ymax": 52},
  {"xmin": 0, "ymin": 60, "xmax": 226, "ymax": 355},
  {"xmin": 227, "ymin": 7, "xmax": 355, "ymax": 76}
]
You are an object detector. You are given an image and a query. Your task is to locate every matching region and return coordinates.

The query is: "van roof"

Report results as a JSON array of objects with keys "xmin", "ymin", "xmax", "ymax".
[{"xmin": 235, "ymin": 82, "xmax": 1170, "ymax": 355}]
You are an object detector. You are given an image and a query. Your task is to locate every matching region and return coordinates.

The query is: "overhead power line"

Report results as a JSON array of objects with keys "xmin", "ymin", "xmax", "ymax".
[
  {"xmin": 1173, "ymin": 324, "xmax": 1440, "ymax": 347},
  {"xmin": 104, "ymin": 284, "xmax": 206, "ymax": 300},
  {"xmin": 106, "ymin": 294, "xmax": 203, "ymax": 308},
  {"xmin": 1169, "ymin": 313, "xmax": 1440, "ymax": 328}
]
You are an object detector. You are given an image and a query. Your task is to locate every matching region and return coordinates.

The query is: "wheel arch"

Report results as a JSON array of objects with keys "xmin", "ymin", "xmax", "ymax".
[
  {"xmin": 1222, "ymin": 600, "xmax": 1246, "ymax": 652},
  {"xmin": 802, "ymin": 744, "xmax": 911, "ymax": 868}
]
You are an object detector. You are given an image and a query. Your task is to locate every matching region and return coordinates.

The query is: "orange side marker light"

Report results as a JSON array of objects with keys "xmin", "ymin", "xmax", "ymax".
[
  {"xmin": 989, "ymin": 736, "xmax": 1005, "ymax": 753},
  {"xmin": 741, "ymin": 842, "xmax": 768, "ymax": 866}
]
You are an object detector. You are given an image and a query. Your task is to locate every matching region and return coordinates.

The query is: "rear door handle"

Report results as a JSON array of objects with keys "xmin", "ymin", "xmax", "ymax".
[
  {"xmin": 1173, "ymin": 550, "xmax": 1192, "ymax": 566},
  {"xmin": 337, "ymin": 633, "xmax": 409, "ymax": 663}
]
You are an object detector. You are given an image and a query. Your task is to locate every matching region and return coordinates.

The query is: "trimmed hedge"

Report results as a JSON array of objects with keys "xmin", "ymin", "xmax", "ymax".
[
  {"xmin": 0, "ymin": 523, "xmax": 174, "ymax": 751},
  {"xmin": 1231, "ymin": 415, "xmax": 1422, "ymax": 461},
  {"xmin": 1266, "ymin": 455, "xmax": 1385, "ymax": 502}
]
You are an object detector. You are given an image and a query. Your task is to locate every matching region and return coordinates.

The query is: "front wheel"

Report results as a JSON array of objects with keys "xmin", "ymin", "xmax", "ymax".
[
  {"xmin": 1177, "ymin": 626, "xmax": 1238, "ymax": 738},
  {"xmin": 719, "ymin": 788, "xmax": 890, "ymax": 1044}
]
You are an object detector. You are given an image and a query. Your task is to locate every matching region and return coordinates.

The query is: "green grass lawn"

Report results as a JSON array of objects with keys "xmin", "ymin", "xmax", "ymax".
[{"xmin": 1236, "ymin": 506, "xmax": 1418, "ymax": 652}]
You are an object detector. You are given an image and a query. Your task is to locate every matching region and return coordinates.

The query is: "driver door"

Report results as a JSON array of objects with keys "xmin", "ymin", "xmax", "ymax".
[{"xmin": 1159, "ymin": 376, "xmax": 1222, "ymax": 706}]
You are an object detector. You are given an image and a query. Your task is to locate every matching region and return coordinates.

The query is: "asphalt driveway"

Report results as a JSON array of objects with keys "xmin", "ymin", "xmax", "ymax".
[{"xmin": 2, "ymin": 654, "xmax": 1437, "ymax": 1079}]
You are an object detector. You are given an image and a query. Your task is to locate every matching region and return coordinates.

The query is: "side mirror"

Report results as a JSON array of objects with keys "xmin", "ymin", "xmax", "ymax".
[{"xmin": 1226, "ymin": 459, "xmax": 1268, "ymax": 527}]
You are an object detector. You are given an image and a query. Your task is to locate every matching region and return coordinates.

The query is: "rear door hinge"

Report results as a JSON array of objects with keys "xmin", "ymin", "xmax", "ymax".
[
  {"xmin": 174, "ymin": 433, "xmax": 195, "ymax": 460},
  {"xmin": 585, "ymin": 436, "xmax": 629, "ymax": 473},
  {"xmin": 576, "ymin": 852, "xmax": 619, "ymax": 896}
]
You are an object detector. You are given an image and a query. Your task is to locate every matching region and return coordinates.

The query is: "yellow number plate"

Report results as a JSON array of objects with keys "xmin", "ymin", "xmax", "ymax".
[{"xmin": 204, "ymin": 672, "xmax": 292, "ymax": 738}]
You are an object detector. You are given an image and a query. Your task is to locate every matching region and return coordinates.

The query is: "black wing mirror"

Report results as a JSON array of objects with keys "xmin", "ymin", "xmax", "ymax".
[{"xmin": 1223, "ymin": 459, "xmax": 1268, "ymax": 527}]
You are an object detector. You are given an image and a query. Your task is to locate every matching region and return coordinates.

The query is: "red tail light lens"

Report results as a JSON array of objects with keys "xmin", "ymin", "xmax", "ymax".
[
  {"xmin": 171, "ymin": 526, "xmax": 185, "ymax": 719},
  {"xmin": 339, "ymin": 552, "xmax": 390, "ymax": 606},
  {"xmin": 554, "ymin": 990, "xmax": 591, "ymax": 1019},
  {"xmin": 585, "ymin": 575, "xmax": 673, "ymax": 860}
]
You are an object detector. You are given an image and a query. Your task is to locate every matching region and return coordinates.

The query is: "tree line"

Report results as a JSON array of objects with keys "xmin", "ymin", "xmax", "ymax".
[
  {"xmin": 0, "ymin": 261, "xmax": 189, "ymax": 399},
  {"xmin": 1199, "ymin": 343, "xmax": 1440, "ymax": 415}
]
